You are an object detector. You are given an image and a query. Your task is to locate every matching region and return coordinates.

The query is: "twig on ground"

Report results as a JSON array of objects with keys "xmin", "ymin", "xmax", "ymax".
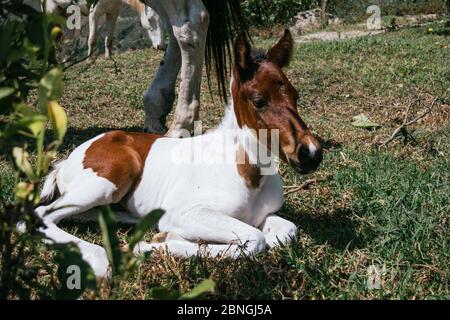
[
  {"xmin": 283, "ymin": 174, "xmax": 331, "ymax": 196},
  {"xmin": 62, "ymin": 52, "xmax": 93, "ymax": 71},
  {"xmin": 379, "ymin": 97, "xmax": 439, "ymax": 148}
]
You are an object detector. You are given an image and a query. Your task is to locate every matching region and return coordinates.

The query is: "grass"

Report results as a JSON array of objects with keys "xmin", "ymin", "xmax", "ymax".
[{"xmin": 1, "ymin": 21, "xmax": 449, "ymax": 299}]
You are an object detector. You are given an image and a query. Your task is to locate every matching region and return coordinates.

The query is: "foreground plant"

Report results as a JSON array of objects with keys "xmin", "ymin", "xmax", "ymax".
[{"xmin": 0, "ymin": 1, "xmax": 214, "ymax": 299}]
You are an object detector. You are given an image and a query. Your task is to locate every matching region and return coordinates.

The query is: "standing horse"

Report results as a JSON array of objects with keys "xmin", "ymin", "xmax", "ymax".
[
  {"xmin": 34, "ymin": 30, "xmax": 323, "ymax": 279},
  {"xmin": 140, "ymin": 0, "xmax": 248, "ymax": 137},
  {"xmin": 41, "ymin": 0, "xmax": 166, "ymax": 56},
  {"xmin": 87, "ymin": 0, "xmax": 166, "ymax": 57}
]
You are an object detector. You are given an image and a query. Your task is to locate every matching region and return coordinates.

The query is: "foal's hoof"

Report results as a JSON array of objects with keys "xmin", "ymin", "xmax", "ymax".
[
  {"xmin": 133, "ymin": 241, "xmax": 165, "ymax": 256},
  {"xmin": 80, "ymin": 245, "xmax": 112, "ymax": 281}
]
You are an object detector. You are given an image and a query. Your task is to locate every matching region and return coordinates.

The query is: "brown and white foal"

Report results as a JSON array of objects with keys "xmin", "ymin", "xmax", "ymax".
[{"xmin": 36, "ymin": 30, "xmax": 322, "ymax": 279}]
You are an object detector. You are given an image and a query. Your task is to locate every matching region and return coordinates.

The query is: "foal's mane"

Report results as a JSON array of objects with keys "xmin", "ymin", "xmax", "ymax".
[{"xmin": 250, "ymin": 50, "xmax": 269, "ymax": 63}]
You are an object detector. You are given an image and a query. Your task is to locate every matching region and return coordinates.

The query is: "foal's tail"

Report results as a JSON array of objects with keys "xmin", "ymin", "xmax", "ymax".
[
  {"xmin": 39, "ymin": 161, "xmax": 63, "ymax": 205},
  {"xmin": 202, "ymin": 0, "xmax": 250, "ymax": 102}
]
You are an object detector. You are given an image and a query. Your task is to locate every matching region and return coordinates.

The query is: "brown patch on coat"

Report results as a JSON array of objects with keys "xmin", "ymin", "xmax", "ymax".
[
  {"xmin": 236, "ymin": 144, "xmax": 261, "ymax": 189},
  {"xmin": 83, "ymin": 131, "xmax": 161, "ymax": 202}
]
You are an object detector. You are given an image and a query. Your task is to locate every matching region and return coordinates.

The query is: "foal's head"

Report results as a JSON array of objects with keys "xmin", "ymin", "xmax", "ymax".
[{"xmin": 231, "ymin": 30, "xmax": 323, "ymax": 174}]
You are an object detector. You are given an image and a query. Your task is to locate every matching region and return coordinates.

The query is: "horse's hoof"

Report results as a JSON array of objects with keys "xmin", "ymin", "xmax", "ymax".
[
  {"xmin": 155, "ymin": 44, "xmax": 167, "ymax": 51},
  {"xmin": 144, "ymin": 119, "xmax": 168, "ymax": 135},
  {"xmin": 165, "ymin": 127, "xmax": 192, "ymax": 138}
]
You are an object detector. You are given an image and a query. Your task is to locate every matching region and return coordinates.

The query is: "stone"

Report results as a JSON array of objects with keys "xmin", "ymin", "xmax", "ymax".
[{"xmin": 290, "ymin": 8, "xmax": 341, "ymax": 35}]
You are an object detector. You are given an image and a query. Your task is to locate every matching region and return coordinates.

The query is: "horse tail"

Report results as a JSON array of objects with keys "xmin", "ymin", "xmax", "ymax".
[
  {"xmin": 202, "ymin": 0, "xmax": 250, "ymax": 103},
  {"xmin": 39, "ymin": 161, "xmax": 62, "ymax": 205}
]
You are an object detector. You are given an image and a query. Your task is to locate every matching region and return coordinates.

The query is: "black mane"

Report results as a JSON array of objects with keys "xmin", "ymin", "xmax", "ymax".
[
  {"xmin": 203, "ymin": 0, "xmax": 250, "ymax": 103},
  {"xmin": 250, "ymin": 50, "xmax": 268, "ymax": 63}
]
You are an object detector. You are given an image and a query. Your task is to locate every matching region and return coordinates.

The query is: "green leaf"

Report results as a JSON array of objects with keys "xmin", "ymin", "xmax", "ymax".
[
  {"xmin": 150, "ymin": 287, "xmax": 181, "ymax": 300},
  {"xmin": 43, "ymin": 150, "xmax": 57, "ymax": 174},
  {"xmin": 179, "ymin": 279, "xmax": 215, "ymax": 300},
  {"xmin": 47, "ymin": 100, "xmax": 67, "ymax": 141},
  {"xmin": 15, "ymin": 182, "xmax": 33, "ymax": 201},
  {"xmin": 0, "ymin": 87, "xmax": 15, "ymax": 100},
  {"xmin": 12, "ymin": 147, "xmax": 36, "ymax": 180},
  {"xmin": 26, "ymin": 15, "xmax": 45, "ymax": 48},
  {"xmin": 130, "ymin": 209, "xmax": 164, "ymax": 250},
  {"xmin": 99, "ymin": 206, "xmax": 122, "ymax": 276},
  {"xmin": 351, "ymin": 114, "xmax": 381, "ymax": 129},
  {"xmin": 39, "ymin": 68, "xmax": 63, "ymax": 111},
  {"xmin": 0, "ymin": 23, "xmax": 13, "ymax": 61},
  {"xmin": 17, "ymin": 115, "xmax": 47, "ymax": 137}
]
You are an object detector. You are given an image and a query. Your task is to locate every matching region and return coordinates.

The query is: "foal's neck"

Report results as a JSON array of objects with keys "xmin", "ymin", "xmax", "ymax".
[{"xmin": 212, "ymin": 87, "xmax": 277, "ymax": 175}]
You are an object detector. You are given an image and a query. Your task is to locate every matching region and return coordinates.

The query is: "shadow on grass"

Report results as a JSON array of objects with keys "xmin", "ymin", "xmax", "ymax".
[
  {"xmin": 61, "ymin": 126, "xmax": 145, "ymax": 150},
  {"xmin": 0, "ymin": 126, "xmax": 146, "ymax": 158},
  {"xmin": 282, "ymin": 203, "xmax": 365, "ymax": 250},
  {"xmin": 317, "ymin": 136, "xmax": 342, "ymax": 151},
  {"xmin": 58, "ymin": 205, "xmax": 140, "ymax": 240}
]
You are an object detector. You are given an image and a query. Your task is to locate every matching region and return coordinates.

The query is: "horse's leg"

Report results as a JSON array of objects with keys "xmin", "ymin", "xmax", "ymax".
[
  {"xmin": 44, "ymin": 0, "xmax": 61, "ymax": 14},
  {"xmin": 259, "ymin": 214, "xmax": 297, "ymax": 248},
  {"xmin": 104, "ymin": 6, "xmax": 120, "ymax": 58},
  {"xmin": 134, "ymin": 208, "xmax": 267, "ymax": 258},
  {"xmin": 142, "ymin": 1, "xmax": 181, "ymax": 134},
  {"xmin": 87, "ymin": 5, "xmax": 102, "ymax": 58},
  {"xmin": 35, "ymin": 175, "xmax": 118, "ymax": 279},
  {"xmin": 162, "ymin": 0, "xmax": 209, "ymax": 137}
]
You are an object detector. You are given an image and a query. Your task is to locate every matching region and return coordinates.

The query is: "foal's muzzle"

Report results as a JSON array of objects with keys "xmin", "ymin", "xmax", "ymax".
[{"xmin": 293, "ymin": 143, "xmax": 323, "ymax": 174}]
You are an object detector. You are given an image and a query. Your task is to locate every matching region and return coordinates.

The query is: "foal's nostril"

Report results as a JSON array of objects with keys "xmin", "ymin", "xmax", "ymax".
[
  {"xmin": 298, "ymin": 144, "xmax": 323, "ymax": 170},
  {"xmin": 298, "ymin": 145, "xmax": 311, "ymax": 162}
]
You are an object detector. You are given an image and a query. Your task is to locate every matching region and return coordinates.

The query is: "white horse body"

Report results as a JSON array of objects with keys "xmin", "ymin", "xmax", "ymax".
[
  {"xmin": 34, "ymin": 30, "xmax": 323, "ymax": 280},
  {"xmin": 126, "ymin": 109, "xmax": 284, "ymax": 228},
  {"xmin": 37, "ymin": 95, "xmax": 293, "ymax": 279}
]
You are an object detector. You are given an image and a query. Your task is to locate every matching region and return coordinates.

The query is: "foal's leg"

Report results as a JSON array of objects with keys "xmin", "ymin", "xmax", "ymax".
[
  {"xmin": 142, "ymin": 1, "xmax": 181, "ymax": 134},
  {"xmin": 259, "ymin": 214, "xmax": 297, "ymax": 248},
  {"xmin": 161, "ymin": 0, "xmax": 209, "ymax": 137},
  {"xmin": 35, "ymin": 175, "xmax": 117, "ymax": 279},
  {"xmin": 135, "ymin": 208, "xmax": 267, "ymax": 258}
]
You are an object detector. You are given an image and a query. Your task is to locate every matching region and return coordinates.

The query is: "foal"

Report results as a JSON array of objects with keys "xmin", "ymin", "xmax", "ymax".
[{"xmin": 36, "ymin": 30, "xmax": 323, "ymax": 279}]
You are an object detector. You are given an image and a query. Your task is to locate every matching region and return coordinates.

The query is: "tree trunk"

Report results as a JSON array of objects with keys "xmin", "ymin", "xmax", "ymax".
[{"xmin": 321, "ymin": 0, "xmax": 329, "ymax": 28}]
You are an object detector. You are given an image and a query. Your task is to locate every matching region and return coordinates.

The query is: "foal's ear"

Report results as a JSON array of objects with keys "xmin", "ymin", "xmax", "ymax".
[
  {"xmin": 267, "ymin": 29, "xmax": 293, "ymax": 68},
  {"xmin": 234, "ymin": 33, "xmax": 252, "ymax": 74}
]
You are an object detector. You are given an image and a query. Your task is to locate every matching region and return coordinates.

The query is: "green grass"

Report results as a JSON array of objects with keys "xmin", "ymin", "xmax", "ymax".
[{"xmin": 1, "ymin": 22, "xmax": 449, "ymax": 299}]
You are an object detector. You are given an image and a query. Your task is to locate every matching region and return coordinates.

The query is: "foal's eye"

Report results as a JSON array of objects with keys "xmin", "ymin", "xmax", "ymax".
[{"xmin": 252, "ymin": 98, "xmax": 267, "ymax": 109}]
